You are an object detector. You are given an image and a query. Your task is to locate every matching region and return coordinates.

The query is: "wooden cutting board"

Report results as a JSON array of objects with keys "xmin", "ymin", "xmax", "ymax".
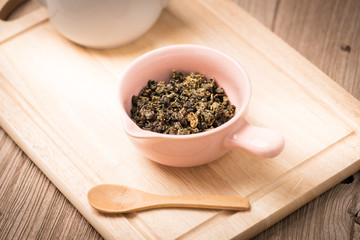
[{"xmin": 1, "ymin": 0, "xmax": 360, "ymax": 239}]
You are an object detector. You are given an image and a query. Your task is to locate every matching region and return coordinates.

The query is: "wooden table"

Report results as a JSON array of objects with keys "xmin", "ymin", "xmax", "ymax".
[{"xmin": 0, "ymin": 0, "xmax": 359, "ymax": 239}]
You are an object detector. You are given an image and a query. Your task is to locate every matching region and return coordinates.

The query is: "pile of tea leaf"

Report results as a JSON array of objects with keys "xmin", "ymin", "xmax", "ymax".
[{"xmin": 130, "ymin": 71, "xmax": 236, "ymax": 135}]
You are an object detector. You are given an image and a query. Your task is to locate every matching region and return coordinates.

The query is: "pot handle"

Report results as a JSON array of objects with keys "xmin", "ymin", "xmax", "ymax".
[
  {"xmin": 0, "ymin": 0, "xmax": 27, "ymax": 20},
  {"xmin": 0, "ymin": 0, "xmax": 48, "ymax": 44},
  {"xmin": 224, "ymin": 120, "xmax": 285, "ymax": 158}
]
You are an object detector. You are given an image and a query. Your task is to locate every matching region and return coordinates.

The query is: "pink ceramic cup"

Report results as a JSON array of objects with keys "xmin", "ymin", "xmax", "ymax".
[{"xmin": 118, "ymin": 45, "xmax": 285, "ymax": 167}]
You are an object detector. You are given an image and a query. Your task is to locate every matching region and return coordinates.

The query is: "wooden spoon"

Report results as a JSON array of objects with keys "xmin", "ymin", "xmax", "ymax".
[{"xmin": 87, "ymin": 184, "xmax": 250, "ymax": 213}]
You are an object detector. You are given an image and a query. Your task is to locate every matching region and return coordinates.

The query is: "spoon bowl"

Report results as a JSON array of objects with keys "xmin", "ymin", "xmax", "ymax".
[{"xmin": 88, "ymin": 184, "xmax": 250, "ymax": 213}]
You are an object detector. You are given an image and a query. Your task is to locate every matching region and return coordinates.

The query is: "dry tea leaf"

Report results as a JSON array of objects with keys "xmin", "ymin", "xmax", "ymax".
[
  {"xmin": 130, "ymin": 71, "xmax": 236, "ymax": 135},
  {"xmin": 187, "ymin": 112, "xmax": 198, "ymax": 128}
]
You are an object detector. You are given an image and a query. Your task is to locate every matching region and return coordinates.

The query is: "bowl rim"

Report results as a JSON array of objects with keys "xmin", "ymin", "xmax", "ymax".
[{"xmin": 117, "ymin": 44, "xmax": 252, "ymax": 139}]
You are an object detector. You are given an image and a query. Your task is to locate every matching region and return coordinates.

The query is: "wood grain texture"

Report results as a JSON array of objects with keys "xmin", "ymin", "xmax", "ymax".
[
  {"xmin": 252, "ymin": 173, "xmax": 360, "ymax": 239},
  {"xmin": 233, "ymin": 0, "xmax": 279, "ymax": 29},
  {"xmin": 236, "ymin": 0, "xmax": 360, "ymax": 239},
  {"xmin": 0, "ymin": 0, "xmax": 359, "ymax": 239},
  {"xmin": 0, "ymin": 128, "xmax": 101, "ymax": 240},
  {"xmin": 272, "ymin": 0, "xmax": 360, "ymax": 100},
  {"xmin": 1, "ymin": 0, "xmax": 359, "ymax": 237}
]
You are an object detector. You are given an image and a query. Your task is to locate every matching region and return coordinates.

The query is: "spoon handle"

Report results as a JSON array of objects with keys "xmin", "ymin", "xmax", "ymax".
[{"xmin": 144, "ymin": 194, "xmax": 250, "ymax": 211}]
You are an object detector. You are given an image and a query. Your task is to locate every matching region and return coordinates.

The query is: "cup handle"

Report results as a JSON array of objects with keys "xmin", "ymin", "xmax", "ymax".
[{"xmin": 224, "ymin": 120, "xmax": 285, "ymax": 158}]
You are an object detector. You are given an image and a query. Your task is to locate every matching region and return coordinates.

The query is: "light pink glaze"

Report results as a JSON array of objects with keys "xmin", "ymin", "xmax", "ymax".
[{"xmin": 118, "ymin": 45, "xmax": 285, "ymax": 167}]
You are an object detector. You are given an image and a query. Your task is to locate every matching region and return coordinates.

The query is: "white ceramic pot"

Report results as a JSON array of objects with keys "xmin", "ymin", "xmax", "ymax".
[{"xmin": 37, "ymin": 0, "xmax": 169, "ymax": 49}]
